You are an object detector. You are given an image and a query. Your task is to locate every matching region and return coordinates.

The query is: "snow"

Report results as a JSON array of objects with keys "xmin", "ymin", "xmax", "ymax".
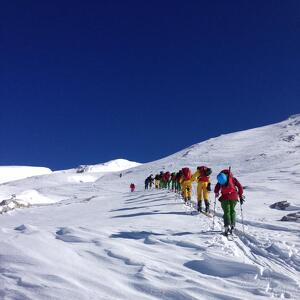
[
  {"xmin": 0, "ymin": 166, "xmax": 52, "ymax": 184},
  {"xmin": 0, "ymin": 116, "xmax": 299, "ymax": 299},
  {"xmin": 76, "ymin": 159, "xmax": 141, "ymax": 173}
]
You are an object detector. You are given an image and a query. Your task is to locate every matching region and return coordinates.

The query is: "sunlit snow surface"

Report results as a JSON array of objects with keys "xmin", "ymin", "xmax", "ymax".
[
  {"xmin": 0, "ymin": 117, "xmax": 300, "ymax": 299},
  {"xmin": 0, "ymin": 166, "xmax": 52, "ymax": 184}
]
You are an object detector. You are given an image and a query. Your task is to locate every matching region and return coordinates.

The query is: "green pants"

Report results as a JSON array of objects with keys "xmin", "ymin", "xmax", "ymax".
[{"xmin": 221, "ymin": 200, "xmax": 237, "ymax": 227}]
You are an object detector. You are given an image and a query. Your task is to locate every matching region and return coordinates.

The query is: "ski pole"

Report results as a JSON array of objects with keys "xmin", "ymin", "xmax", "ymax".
[
  {"xmin": 212, "ymin": 195, "xmax": 217, "ymax": 231},
  {"xmin": 240, "ymin": 200, "xmax": 245, "ymax": 234}
]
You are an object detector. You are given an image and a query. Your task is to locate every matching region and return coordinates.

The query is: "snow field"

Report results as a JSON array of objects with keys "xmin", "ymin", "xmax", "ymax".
[{"xmin": 0, "ymin": 116, "xmax": 299, "ymax": 299}]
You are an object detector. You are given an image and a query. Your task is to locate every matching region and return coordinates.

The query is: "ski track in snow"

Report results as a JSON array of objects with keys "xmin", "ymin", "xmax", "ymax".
[{"xmin": 1, "ymin": 116, "xmax": 300, "ymax": 299}]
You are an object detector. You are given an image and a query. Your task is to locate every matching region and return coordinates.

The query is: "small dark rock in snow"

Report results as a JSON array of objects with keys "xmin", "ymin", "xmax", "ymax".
[
  {"xmin": 270, "ymin": 201, "xmax": 290, "ymax": 210},
  {"xmin": 15, "ymin": 224, "xmax": 28, "ymax": 231},
  {"xmin": 281, "ymin": 212, "xmax": 300, "ymax": 222},
  {"xmin": 282, "ymin": 135, "xmax": 296, "ymax": 142},
  {"xmin": 0, "ymin": 199, "xmax": 11, "ymax": 206},
  {"xmin": 76, "ymin": 165, "xmax": 88, "ymax": 173}
]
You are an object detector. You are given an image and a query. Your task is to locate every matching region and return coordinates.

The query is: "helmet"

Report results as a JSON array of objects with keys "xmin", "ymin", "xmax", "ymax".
[{"xmin": 217, "ymin": 172, "xmax": 227, "ymax": 185}]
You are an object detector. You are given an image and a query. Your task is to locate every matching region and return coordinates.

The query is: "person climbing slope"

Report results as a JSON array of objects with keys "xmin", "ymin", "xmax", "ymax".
[
  {"xmin": 159, "ymin": 171, "xmax": 165, "ymax": 189},
  {"xmin": 192, "ymin": 166, "xmax": 212, "ymax": 213},
  {"xmin": 171, "ymin": 172, "xmax": 177, "ymax": 191},
  {"xmin": 145, "ymin": 177, "xmax": 150, "ymax": 190},
  {"xmin": 180, "ymin": 167, "xmax": 193, "ymax": 204},
  {"xmin": 130, "ymin": 183, "xmax": 136, "ymax": 192},
  {"xmin": 148, "ymin": 174, "xmax": 154, "ymax": 189},
  {"xmin": 164, "ymin": 171, "xmax": 171, "ymax": 189},
  {"xmin": 154, "ymin": 174, "xmax": 160, "ymax": 189},
  {"xmin": 214, "ymin": 168, "xmax": 244, "ymax": 236},
  {"xmin": 175, "ymin": 170, "xmax": 182, "ymax": 193}
]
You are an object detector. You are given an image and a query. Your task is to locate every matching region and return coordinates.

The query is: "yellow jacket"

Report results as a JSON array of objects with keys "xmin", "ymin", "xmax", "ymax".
[{"xmin": 192, "ymin": 170, "xmax": 210, "ymax": 183}]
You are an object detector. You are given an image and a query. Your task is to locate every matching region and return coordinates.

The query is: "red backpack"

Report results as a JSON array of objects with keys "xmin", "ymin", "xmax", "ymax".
[
  {"xmin": 182, "ymin": 167, "xmax": 192, "ymax": 180},
  {"xmin": 221, "ymin": 170, "xmax": 236, "ymax": 195}
]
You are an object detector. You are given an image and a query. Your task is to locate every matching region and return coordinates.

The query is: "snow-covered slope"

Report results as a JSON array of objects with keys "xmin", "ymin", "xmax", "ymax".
[
  {"xmin": 0, "ymin": 166, "xmax": 52, "ymax": 184},
  {"xmin": 0, "ymin": 116, "xmax": 299, "ymax": 299}
]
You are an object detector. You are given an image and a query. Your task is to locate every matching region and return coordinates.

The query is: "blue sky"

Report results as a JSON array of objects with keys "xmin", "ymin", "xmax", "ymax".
[{"xmin": 1, "ymin": 0, "xmax": 300, "ymax": 170}]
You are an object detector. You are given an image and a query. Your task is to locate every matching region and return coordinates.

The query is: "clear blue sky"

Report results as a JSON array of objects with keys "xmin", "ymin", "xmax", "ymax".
[{"xmin": 1, "ymin": 0, "xmax": 300, "ymax": 170}]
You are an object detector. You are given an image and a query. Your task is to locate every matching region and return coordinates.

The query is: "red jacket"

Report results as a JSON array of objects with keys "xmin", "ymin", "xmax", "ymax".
[
  {"xmin": 164, "ymin": 172, "xmax": 171, "ymax": 181},
  {"xmin": 214, "ymin": 170, "xmax": 243, "ymax": 201}
]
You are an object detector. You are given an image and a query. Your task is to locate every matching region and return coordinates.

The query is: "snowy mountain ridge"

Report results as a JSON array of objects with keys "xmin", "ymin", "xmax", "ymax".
[
  {"xmin": 0, "ymin": 115, "xmax": 299, "ymax": 299},
  {"xmin": 75, "ymin": 158, "xmax": 142, "ymax": 173}
]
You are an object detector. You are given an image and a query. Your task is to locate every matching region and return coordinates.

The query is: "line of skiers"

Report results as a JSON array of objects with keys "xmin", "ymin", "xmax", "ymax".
[{"xmin": 144, "ymin": 166, "xmax": 245, "ymax": 236}]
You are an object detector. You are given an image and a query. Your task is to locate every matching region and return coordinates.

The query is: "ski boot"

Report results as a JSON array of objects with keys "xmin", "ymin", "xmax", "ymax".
[
  {"xmin": 204, "ymin": 200, "xmax": 210, "ymax": 213},
  {"xmin": 197, "ymin": 201, "xmax": 202, "ymax": 212},
  {"xmin": 224, "ymin": 226, "xmax": 230, "ymax": 236}
]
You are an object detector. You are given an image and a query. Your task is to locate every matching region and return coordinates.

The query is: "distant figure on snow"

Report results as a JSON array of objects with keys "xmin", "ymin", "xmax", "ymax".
[
  {"xmin": 154, "ymin": 174, "xmax": 160, "ymax": 189},
  {"xmin": 144, "ymin": 177, "xmax": 149, "ymax": 190},
  {"xmin": 130, "ymin": 183, "xmax": 136, "ymax": 192},
  {"xmin": 148, "ymin": 174, "xmax": 154, "ymax": 189}
]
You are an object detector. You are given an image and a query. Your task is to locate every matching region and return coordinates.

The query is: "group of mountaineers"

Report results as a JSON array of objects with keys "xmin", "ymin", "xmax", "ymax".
[{"xmin": 142, "ymin": 166, "xmax": 245, "ymax": 237}]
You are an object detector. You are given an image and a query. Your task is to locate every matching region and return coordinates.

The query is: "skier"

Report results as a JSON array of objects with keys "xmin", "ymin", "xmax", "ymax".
[
  {"xmin": 192, "ymin": 166, "xmax": 212, "ymax": 213},
  {"xmin": 180, "ymin": 167, "xmax": 193, "ymax": 204},
  {"xmin": 154, "ymin": 174, "xmax": 160, "ymax": 189},
  {"xmin": 144, "ymin": 177, "xmax": 149, "ymax": 190},
  {"xmin": 164, "ymin": 171, "xmax": 171, "ymax": 189},
  {"xmin": 214, "ymin": 169, "xmax": 244, "ymax": 236},
  {"xmin": 171, "ymin": 172, "xmax": 177, "ymax": 191},
  {"xmin": 175, "ymin": 170, "xmax": 182, "ymax": 193},
  {"xmin": 130, "ymin": 183, "xmax": 136, "ymax": 192},
  {"xmin": 159, "ymin": 171, "xmax": 165, "ymax": 189},
  {"xmin": 148, "ymin": 174, "xmax": 154, "ymax": 189}
]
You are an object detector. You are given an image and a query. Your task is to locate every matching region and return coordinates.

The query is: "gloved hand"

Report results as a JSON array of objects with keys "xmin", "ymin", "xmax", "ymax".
[
  {"xmin": 239, "ymin": 195, "xmax": 245, "ymax": 205},
  {"xmin": 215, "ymin": 192, "xmax": 219, "ymax": 198},
  {"xmin": 207, "ymin": 182, "xmax": 211, "ymax": 191}
]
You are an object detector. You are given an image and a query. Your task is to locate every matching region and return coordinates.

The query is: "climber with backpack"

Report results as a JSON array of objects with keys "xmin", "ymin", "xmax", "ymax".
[
  {"xmin": 171, "ymin": 172, "xmax": 177, "ymax": 191},
  {"xmin": 148, "ymin": 174, "xmax": 154, "ymax": 189},
  {"xmin": 192, "ymin": 166, "xmax": 212, "ymax": 213},
  {"xmin": 144, "ymin": 177, "xmax": 150, "ymax": 190},
  {"xmin": 175, "ymin": 170, "xmax": 182, "ymax": 193},
  {"xmin": 154, "ymin": 174, "xmax": 160, "ymax": 189},
  {"xmin": 130, "ymin": 183, "xmax": 136, "ymax": 192},
  {"xmin": 214, "ymin": 168, "xmax": 244, "ymax": 236},
  {"xmin": 159, "ymin": 171, "xmax": 165, "ymax": 189},
  {"xmin": 180, "ymin": 167, "xmax": 193, "ymax": 204},
  {"xmin": 164, "ymin": 171, "xmax": 171, "ymax": 189}
]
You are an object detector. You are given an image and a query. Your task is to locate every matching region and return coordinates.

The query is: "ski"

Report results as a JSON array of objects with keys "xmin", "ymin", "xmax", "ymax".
[
  {"xmin": 190, "ymin": 210, "xmax": 213, "ymax": 217},
  {"xmin": 201, "ymin": 211, "xmax": 213, "ymax": 218},
  {"xmin": 221, "ymin": 232, "xmax": 238, "ymax": 241}
]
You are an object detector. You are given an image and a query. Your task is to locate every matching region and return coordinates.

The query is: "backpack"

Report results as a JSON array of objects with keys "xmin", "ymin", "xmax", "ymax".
[
  {"xmin": 205, "ymin": 167, "xmax": 212, "ymax": 176},
  {"xmin": 198, "ymin": 166, "xmax": 212, "ymax": 177},
  {"xmin": 221, "ymin": 171, "xmax": 236, "ymax": 195},
  {"xmin": 182, "ymin": 167, "xmax": 192, "ymax": 180}
]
